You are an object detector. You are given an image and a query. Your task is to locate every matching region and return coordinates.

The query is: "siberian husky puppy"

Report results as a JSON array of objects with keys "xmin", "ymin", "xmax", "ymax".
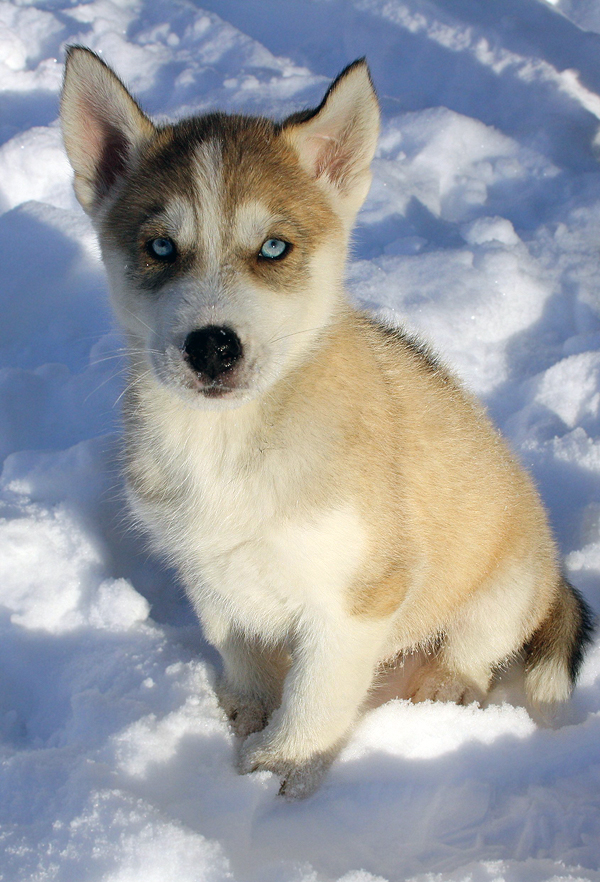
[{"xmin": 61, "ymin": 47, "xmax": 593, "ymax": 797}]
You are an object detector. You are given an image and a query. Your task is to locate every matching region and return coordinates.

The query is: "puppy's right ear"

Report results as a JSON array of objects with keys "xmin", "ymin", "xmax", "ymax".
[{"xmin": 61, "ymin": 47, "xmax": 155, "ymax": 214}]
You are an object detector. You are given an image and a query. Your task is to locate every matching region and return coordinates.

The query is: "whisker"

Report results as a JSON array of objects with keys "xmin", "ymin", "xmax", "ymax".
[
  {"xmin": 119, "ymin": 305, "xmax": 156, "ymax": 336},
  {"xmin": 267, "ymin": 325, "xmax": 327, "ymax": 346},
  {"xmin": 83, "ymin": 366, "xmax": 130, "ymax": 404},
  {"xmin": 113, "ymin": 368, "xmax": 154, "ymax": 408},
  {"xmin": 89, "ymin": 348, "xmax": 164, "ymax": 367}
]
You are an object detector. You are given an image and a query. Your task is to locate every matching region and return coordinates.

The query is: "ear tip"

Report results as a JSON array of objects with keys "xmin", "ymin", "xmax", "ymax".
[
  {"xmin": 348, "ymin": 56, "xmax": 369, "ymax": 72},
  {"xmin": 335, "ymin": 57, "xmax": 377, "ymax": 98},
  {"xmin": 65, "ymin": 44, "xmax": 89, "ymax": 61},
  {"xmin": 64, "ymin": 45, "xmax": 106, "ymax": 75},
  {"xmin": 342, "ymin": 57, "xmax": 372, "ymax": 78}
]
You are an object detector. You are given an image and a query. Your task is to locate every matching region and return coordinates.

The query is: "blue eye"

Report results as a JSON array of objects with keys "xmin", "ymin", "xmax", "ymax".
[
  {"xmin": 259, "ymin": 238, "xmax": 290, "ymax": 260},
  {"xmin": 147, "ymin": 237, "xmax": 176, "ymax": 261}
]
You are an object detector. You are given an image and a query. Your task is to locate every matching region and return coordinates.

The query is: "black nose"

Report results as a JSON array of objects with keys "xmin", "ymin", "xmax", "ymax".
[{"xmin": 183, "ymin": 325, "xmax": 243, "ymax": 380}]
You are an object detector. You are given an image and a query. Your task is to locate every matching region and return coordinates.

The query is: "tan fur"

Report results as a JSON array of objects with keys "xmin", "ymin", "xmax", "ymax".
[{"xmin": 60, "ymin": 47, "xmax": 593, "ymax": 798}]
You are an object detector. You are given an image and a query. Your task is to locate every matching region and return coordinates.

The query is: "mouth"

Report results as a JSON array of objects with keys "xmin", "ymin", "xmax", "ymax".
[
  {"xmin": 200, "ymin": 382, "xmax": 235, "ymax": 399},
  {"xmin": 186, "ymin": 368, "xmax": 252, "ymax": 405}
]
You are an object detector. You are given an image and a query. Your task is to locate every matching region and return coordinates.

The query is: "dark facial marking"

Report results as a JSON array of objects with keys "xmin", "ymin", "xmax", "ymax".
[{"xmin": 102, "ymin": 111, "xmax": 342, "ymax": 295}]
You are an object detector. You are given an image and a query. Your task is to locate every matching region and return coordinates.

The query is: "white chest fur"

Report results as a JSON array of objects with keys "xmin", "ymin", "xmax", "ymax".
[{"xmin": 126, "ymin": 389, "xmax": 368, "ymax": 641}]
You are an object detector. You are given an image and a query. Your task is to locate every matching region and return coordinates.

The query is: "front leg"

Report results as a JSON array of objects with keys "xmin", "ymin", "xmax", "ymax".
[
  {"xmin": 199, "ymin": 600, "xmax": 288, "ymax": 736},
  {"xmin": 216, "ymin": 633, "xmax": 289, "ymax": 737},
  {"xmin": 239, "ymin": 615, "xmax": 387, "ymax": 797}
]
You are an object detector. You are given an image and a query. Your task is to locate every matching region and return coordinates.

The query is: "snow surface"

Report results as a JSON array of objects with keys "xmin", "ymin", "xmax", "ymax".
[{"xmin": 1, "ymin": 0, "xmax": 600, "ymax": 879}]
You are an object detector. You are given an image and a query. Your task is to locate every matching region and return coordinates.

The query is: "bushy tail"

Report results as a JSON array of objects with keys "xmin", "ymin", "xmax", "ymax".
[{"xmin": 524, "ymin": 579, "xmax": 595, "ymax": 704}]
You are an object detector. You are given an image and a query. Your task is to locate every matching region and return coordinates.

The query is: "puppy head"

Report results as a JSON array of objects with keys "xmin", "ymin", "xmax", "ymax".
[{"xmin": 61, "ymin": 48, "xmax": 379, "ymax": 408}]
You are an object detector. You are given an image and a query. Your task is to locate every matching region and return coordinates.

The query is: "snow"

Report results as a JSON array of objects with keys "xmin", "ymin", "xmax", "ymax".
[{"xmin": 1, "ymin": 0, "xmax": 600, "ymax": 879}]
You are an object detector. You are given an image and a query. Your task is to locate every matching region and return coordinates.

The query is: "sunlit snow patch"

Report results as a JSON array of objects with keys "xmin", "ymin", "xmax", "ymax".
[{"xmin": 342, "ymin": 700, "xmax": 536, "ymax": 763}]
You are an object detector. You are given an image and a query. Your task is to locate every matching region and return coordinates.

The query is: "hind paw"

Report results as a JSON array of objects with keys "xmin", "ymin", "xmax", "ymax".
[{"xmin": 408, "ymin": 660, "xmax": 484, "ymax": 705}]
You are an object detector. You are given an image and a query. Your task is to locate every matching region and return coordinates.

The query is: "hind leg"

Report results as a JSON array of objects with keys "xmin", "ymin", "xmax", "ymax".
[
  {"xmin": 409, "ymin": 655, "xmax": 488, "ymax": 704},
  {"xmin": 409, "ymin": 563, "xmax": 540, "ymax": 704}
]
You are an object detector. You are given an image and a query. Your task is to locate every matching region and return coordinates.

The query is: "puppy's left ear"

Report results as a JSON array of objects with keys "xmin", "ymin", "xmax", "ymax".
[{"xmin": 283, "ymin": 59, "xmax": 379, "ymax": 224}]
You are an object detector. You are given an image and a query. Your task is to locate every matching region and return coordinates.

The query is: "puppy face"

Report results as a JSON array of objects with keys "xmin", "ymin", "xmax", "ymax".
[
  {"xmin": 100, "ymin": 116, "xmax": 344, "ymax": 408},
  {"xmin": 61, "ymin": 50, "xmax": 379, "ymax": 408}
]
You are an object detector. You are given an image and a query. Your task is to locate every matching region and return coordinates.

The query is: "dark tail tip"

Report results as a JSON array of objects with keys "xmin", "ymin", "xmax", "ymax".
[
  {"xmin": 566, "ymin": 582, "xmax": 596, "ymax": 683},
  {"xmin": 525, "ymin": 579, "xmax": 595, "ymax": 704}
]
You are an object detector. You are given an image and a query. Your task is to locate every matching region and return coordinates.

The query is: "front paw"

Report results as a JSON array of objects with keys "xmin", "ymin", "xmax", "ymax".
[
  {"xmin": 239, "ymin": 731, "xmax": 331, "ymax": 799},
  {"xmin": 218, "ymin": 689, "xmax": 271, "ymax": 738}
]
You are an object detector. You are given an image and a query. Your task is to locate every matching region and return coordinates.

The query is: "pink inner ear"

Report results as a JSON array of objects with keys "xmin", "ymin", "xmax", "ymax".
[
  {"xmin": 304, "ymin": 131, "xmax": 355, "ymax": 188},
  {"xmin": 75, "ymin": 100, "xmax": 105, "ymax": 164},
  {"xmin": 298, "ymin": 133, "xmax": 328, "ymax": 178},
  {"xmin": 75, "ymin": 95, "xmax": 131, "ymax": 200},
  {"xmin": 301, "ymin": 133, "xmax": 338, "ymax": 179}
]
